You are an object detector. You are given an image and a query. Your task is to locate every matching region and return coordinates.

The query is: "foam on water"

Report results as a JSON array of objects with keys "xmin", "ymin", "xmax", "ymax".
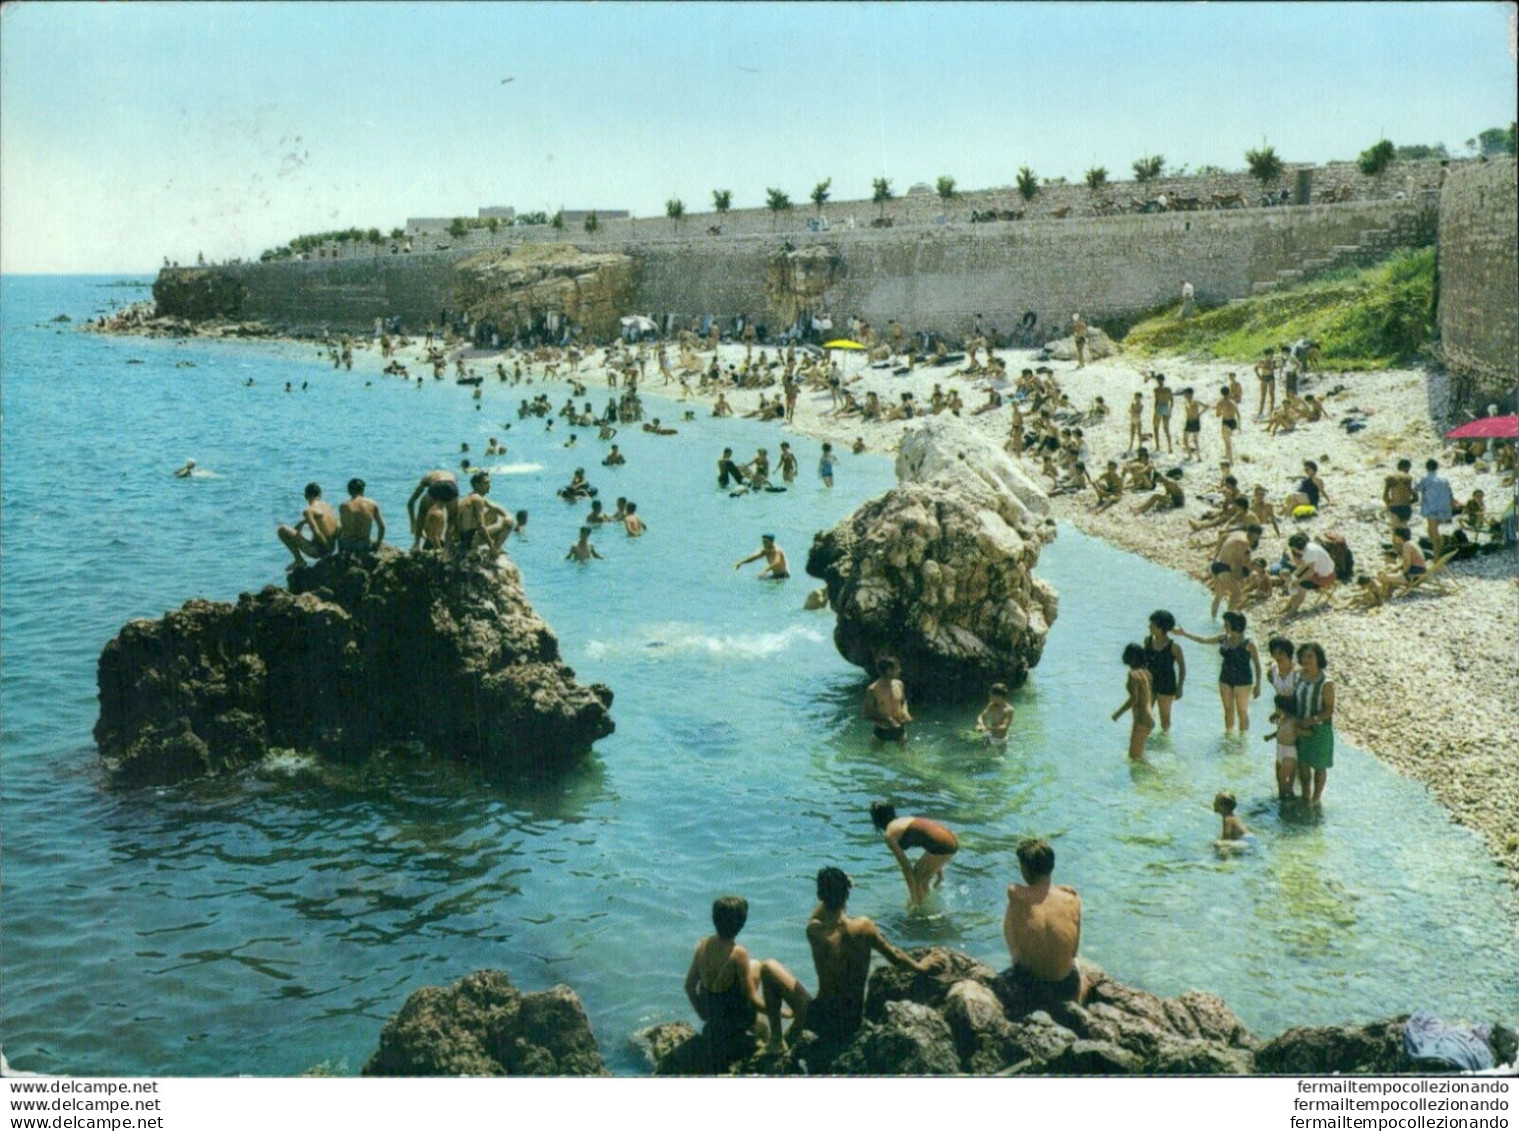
[{"xmin": 584, "ymin": 622, "xmax": 826, "ymax": 661}]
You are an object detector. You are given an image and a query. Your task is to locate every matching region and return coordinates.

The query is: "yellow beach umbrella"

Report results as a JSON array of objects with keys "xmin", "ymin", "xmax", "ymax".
[{"xmin": 822, "ymin": 339, "xmax": 866, "ymax": 350}]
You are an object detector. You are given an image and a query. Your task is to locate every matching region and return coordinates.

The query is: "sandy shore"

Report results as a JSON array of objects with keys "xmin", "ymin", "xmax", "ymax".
[{"xmin": 107, "ymin": 319, "xmax": 1519, "ymax": 888}]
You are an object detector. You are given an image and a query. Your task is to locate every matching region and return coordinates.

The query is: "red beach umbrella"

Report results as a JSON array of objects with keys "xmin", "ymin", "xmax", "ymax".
[{"xmin": 1445, "ymin": 415, "xmax": 1518, "ymax": 440}]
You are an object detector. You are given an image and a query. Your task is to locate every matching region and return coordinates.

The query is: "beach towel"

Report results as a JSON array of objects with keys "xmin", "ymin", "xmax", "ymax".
[{"xmin": 1402, "ymin": 1011, "xmax": 1493, "ymax": 1072}]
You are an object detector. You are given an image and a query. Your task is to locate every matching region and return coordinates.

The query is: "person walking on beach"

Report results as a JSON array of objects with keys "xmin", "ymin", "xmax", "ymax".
[
  {"xmin": 870, "ymin": 802, "xmax": 958, "ymax": 906},
  {"xmin": 1180, "ymin": 389, "xmax": 1206, "ymax": 460},
  {"xmin": 1417, "ymin": 458, "xmax": 1455, "ymax": 559},
  {"xmin": 1383, "ymin": 458, "xmax": 1417, "ymax": 535},
  {"xmin": 1113, "ymin": 644, "xmax": 1155, "ymax": 761},
  {"xmin": 276, "ymin": 482, "xmax": 339, "ymax": 570},
  {"xmin": 1174, "ymin": 612, "xmax": 1261, "ymax": 733},
  {"xmin": 734, "ymin": 534, "xmax": 789, "ymax": 579},
  {"xmin": 1253, "ymin": 349, "xmax": 1277, "ymax": 419},
  {"xmin": 863, "ymin": 658, "xmax": 912, "ymax": 745},
  {"xmin": 802, "ymin": 867, "xmax": 942, "ymax": 1049},
  {"xmin": 337, "ymin": 478, "xmax": 386, "ymax": 555},
  {"xmin": 1152, "ymin": 375, "xmax": 1175, "ymax": 454},
  {"xmin": 1214, "ymin": 384, "xmax": 1241, "ymax": 463},
  {"xmin": 1293, "ymin": 643, "xmax": 1335, "ymax": 804},
  {"xmin": 1002, "ymin": 838, "xmax": 1084, "ymax": 1012},
  {"xmin": 684, "ymin": 895, "xmax": 811, "ymax": 1065},
  {"xmin": 1071, "ymin": 314, "xmax": 1089, "ymax": 368},
  {"xmin": 1142, "ymin": 610, "xmax": 1185, "ymax": 731}
]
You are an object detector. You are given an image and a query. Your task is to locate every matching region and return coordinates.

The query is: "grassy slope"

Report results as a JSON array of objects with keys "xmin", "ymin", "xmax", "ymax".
[{"xmin": 1121, "ymin": 248, "xmax": 1436, "ymax": 371}]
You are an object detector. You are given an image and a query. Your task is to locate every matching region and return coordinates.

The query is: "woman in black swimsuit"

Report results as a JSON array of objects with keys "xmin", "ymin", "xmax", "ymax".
[
  {"xmin": 1142, "ymin": 610, "xmax": 1186, "ymax": 731},
  {"xmin": 1175, "ymin": 611, "xmax": 1262, "ymax": 733},
  {"xmin": 685, "ymin": 896, "xmax": 810, "ymax": 1063}
]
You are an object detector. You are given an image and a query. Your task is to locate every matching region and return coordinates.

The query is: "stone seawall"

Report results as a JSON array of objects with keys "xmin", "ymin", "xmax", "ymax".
[
  {"xmin": 155, "ymin": 199, "xmax": 1432, "ymax": 341},
  {"xmin": 1437, "ymin": 158, "xmax": 1518, "ymax": 416}
]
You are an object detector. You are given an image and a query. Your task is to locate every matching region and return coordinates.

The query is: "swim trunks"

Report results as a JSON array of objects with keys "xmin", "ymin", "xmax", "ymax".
[
  {"xmin": 1210, "ymin": 561, "xmax": 1231, "ymax": 575},
  {"xmin": 1157, "ymin": 403, "xmax": 1172, "ymax": 417},
  {"xmin": 1001, "ymin": 964, "xmax": 1082, "ymax": 1016},
  {"xmin": 337, "ymin": 537, "xmax": 371, "ymax": 555},
  {"xmin": 873, "ymin": 724, "xmax": 906, "ymax": 742},
  {"xmin": 1185, "ymin": 419, "xmax": 1201, "ymax": 434},
  {"xmin": 804, "ymin": 995, "xmax": 864, "ymax": 1047},
  {"xmin": 1275, "ymin": 741, "xmax": 1297, "ymax": 765},
  {"xmin": 1223, "ymin": 418, "xmax": 1239, "ymax": 431},
  {"xmin": 1388, "ymin": 504, "xmax": 1413, "ymax": 521},
  {"xmin": 899, "ymin": 818, "xmax": 959, "ymax": 856}
]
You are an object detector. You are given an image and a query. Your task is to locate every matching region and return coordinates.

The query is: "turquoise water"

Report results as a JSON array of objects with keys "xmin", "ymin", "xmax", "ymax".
[{"xmin": 2, "ymin": 276, "xmax": 1515, "ymax": 1076}]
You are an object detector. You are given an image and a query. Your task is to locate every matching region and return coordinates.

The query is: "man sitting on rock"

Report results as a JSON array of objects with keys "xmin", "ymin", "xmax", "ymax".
[
  {"xmin": 456, "ymin": 471, "xmax": 513, "ymax": 557},
  {"xmin": 1002, "ymin": 838, "xmax": 1084, "ymax": 1014},
  {"xmin": 276, "ymin": 482, "xmax": 339, "ymax": 571},
  {"xmin": 803, "ymin": 867, "xmax": 941, "ymax": 1048},
  {"xmin": 337, "ymin": 478, "xmax": 386, "ymax": 555}
]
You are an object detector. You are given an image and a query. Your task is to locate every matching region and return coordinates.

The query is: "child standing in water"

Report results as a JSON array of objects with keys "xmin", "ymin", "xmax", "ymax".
[
  {"xmin": 1263, "ymin": 694, "xmax": 1300, "ymax": 800},
  {"xmin": 976, "ymin": 683, "xmax": 1015, "ymax": 752},
  {"xmin": 818, "ymin": 442, "xmax": 835, "ymax": 488},
  {"xmin": 1113, "ymin": 644, "xmax": 1155, "ymax": 760}
]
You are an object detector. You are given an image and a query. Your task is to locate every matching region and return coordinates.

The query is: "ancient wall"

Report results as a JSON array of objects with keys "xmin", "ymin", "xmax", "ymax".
[
  {"xmin": 157, "ymin": 198, "xmax": 1435, "ymax": 340},
  {"xmin": 1437, "ymin": 159, "xmax": 1518, "ymax": 414}
]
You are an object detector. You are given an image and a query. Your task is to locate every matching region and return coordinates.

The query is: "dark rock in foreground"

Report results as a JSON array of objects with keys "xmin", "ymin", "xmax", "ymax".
[
  {"xmin": 95, "ymin": 548, "xmax": 613, "ymax": 784},
  {"xmin": 363, "ymin": 970, "xmax": 608, "ymax": 1077},
  {"xmin": 647, "ymin": 952, "xmax": 1290, "ymax": 1076}
]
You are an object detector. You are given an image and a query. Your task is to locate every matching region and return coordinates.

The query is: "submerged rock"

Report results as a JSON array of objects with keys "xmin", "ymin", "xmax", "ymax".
[
  {"xmin": 363, "ymin": 970, "xmax": 608, "ymax": 1077},
  {"xmin": 806, "ymin": 418, "xmax": 1059, "ymax": 700},
  {"xmin": 95, "ymin": 547, "xmax": 613, "ymax": 784}
]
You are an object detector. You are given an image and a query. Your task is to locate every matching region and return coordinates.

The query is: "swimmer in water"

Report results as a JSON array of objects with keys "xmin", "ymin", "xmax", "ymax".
[
  {"xmin": 976, "ymin": 682, "xmax": 1014, "ymax": 751},
  {"xmin": 623, "ymin": 502, "xmax": 646, "ymax": 536},
  {"xmin": 734, "ymin": 534, "xmax": 788, "ymax": 579},
  {"xmin": 1213, "ymin": 791, "xmax": 1248, "ymax": 841},
  {"xmin": 174, "ymin": 459, "xmax": 196, "ymax": 479},
  {"xmin": 566, "ymin": 525, "xmax": 604, "ymax": 562},
  {"xmin": 862, "ymin": 658, "xmax": 912, "ymax": 746},
  {"xmin": 870, "ymin": 801, "xmax": 959, "ymax": 906}
]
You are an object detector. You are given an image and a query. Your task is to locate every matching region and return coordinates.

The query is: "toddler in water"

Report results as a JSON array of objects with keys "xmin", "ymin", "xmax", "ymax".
[
  {"xmin": 1213, "ymin": 791, "xmax": 1249, "ymax": 843},
  {"xmin": 1263, "ymin": 693, "xmax": 1299, "ymax": 799},
  {"xmin": 976, "ymin": 683, "xmax": 1014, "ymax": 752}
]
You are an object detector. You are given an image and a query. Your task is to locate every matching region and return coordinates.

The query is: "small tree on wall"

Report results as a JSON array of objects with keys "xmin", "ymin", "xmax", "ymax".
[
  {"xmin": 551, "ymin": 210, "xmax": 565, "ymax": 231},
  {"xmin": 1084, "ymin": 166, "xmax": 1108, "ymax": 191},
  {"xmin": 666, "ymin": 198, "xmax": 685, "ymax": 228},
  {"xmin": 712, "ymin": 189, "xmax": 732, "ymax": 215},
  {"xmin": 1016, "ymin": 166, "xmax": 1039, "ymax": 202},
  {"xmin": 871, "ymin": 177, "xmax": 893, "ymax": 218},
  {"xmin": 1358, "ymin": 138, "xmax": 1396, "ymax": 177},
  {"xmin": 584, "ymin": 211, "xmax": 600, "ymax": 233},
  {"xmin": 1245, "ymin": 144, "xmax": 1284, "ymax": 185},
  {"xmin": 1132, "ymin": 154, "xmax": 1165, "ymax": 183},
  {"xmin": 765, "ymin": 188, "xmax": 792, "ymax": 229},
  {"xmin": 811, "ymin": 178, "xmax": 832, "ymax": 211},
  {"xmin": 936, "ymin": 175, "xmax": 957, "ymax": 201},
  {"xmin": 447, "ymin": 217, "xmax": 470, "ymax": 239}
]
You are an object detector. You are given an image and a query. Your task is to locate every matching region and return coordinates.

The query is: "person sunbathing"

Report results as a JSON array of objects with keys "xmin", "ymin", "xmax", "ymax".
[
  {"xmin": 1134, "ymin": 470, "xmax": 1185, "ymax": 514},
  {"xmin": 1092, "ymin": 461, "xmax": 1125, "ymax": 512},
  {"xmin": 1372, "ymin": 525, "xmax": 1428, "ymax": 599}
]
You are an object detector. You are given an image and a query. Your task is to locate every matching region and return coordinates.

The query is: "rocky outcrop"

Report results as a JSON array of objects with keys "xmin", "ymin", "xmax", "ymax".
[
  {"xmin": 1043, "ymin": 326, "xmax": 1121, "ymax": 362},
  {"xmin": 95, "ymin": 548, "xmax": 613, "ymax": 784},
  {"xmin": 765, "ymin": 245, "xmax": 842, "ymax": 326},
  {"xmin": 152, "ymin": 267, "xmax": 246, "ymax": 321},
  {"xmin": 455, "ymin": 243, "xmax": 639, "ymax": 340},
  {"xmin": 806, "ymin": 418, "xmax": 1059, "ymax": 700},
  {"xmin": 363, "ymin": 970, "xmax": 608, "ymax": 1076},
  {"xmin": 649, "ymin": 952, "xmax": 1269, "ymax": 1076}
]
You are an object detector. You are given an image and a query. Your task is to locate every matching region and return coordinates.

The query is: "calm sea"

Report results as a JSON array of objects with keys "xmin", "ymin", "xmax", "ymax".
[{"xmin": 2, "ymin": 275, "xmax": 1514, "ymax": 1075}]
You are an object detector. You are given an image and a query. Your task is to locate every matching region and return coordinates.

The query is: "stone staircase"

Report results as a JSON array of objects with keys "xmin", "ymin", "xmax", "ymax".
[{"xmin": 1243, "ymin": 222, "xmax": 1401, "ymax": 298}]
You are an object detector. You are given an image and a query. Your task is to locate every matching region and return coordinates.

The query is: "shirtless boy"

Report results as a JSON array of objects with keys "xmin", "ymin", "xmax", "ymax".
[
  {"xmin": 566, "ymin": 526, "xmax": 604, "ymax": 562},
  {"xmin": 456, "ymin": 471, "xmax": 512, "ymax": 555},
  {"xmin": 1213, "ymin": 792, "xmax": 1248, "ymax": 841},
  {"xmin": 337, "ymin": 478, "xmax": 386, "ymax": 554},
  {"xmin": 803, "ymin": 867, "xmax": 941, "ymax": 1047},
  {"xmin": 870, "ymin": 802, "xmax": 959, "ymax": 906},
  {"xmin": 277, "ymin": 482, "xmax": 340, "ymax": 570},
  {"xmin": 1002, "ymin": 838, "xmax": 1084, "ymax": 1012},
  {"xmin": 977, "ymin": 682, "xmax": 1015, "ymax": 750},
  {"xmin": 734, "ymin": 534, "xmax": 788, "ymax": 579},
  {"xmin": 862, "ymin": 658, "xmax": 912, "ymax": 744},
  {"xmin": 407, "ymin": 469, "xmax": 458, "ymax": 550}
]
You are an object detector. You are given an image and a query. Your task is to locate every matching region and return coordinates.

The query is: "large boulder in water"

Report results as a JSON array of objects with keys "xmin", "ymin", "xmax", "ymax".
[
  {"xmin": 363, "ymin": 970, "xmax": 608, "ymax": 1077},
  {"xmin": 95, "ymin": 547, "xmax": 613, "ymax": 784},
  {"xmin": 806, "ymin": 418, "xmax": 1059, "ymax": 700}
]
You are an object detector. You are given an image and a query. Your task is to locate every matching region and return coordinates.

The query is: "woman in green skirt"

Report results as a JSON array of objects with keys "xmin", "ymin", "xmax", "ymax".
[{"xmin": 1293, "ymin": 643, "xmax": 1335, "ymax": 804}]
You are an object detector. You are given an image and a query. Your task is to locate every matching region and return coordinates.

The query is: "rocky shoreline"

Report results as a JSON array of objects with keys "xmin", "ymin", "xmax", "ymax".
[
  {"xmin": 361, "ymin": 962, "xmax": 1516, "ymax": 1077},
  {"xmin": 95, "ymin": 547, "xmax": 613, "ymax": 784}
]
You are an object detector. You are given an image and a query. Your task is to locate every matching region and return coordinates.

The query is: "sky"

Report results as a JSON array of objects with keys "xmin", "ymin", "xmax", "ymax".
[{"xmin": 1, "ymin": 1, "xmax": 1515, "ymax": 274}]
